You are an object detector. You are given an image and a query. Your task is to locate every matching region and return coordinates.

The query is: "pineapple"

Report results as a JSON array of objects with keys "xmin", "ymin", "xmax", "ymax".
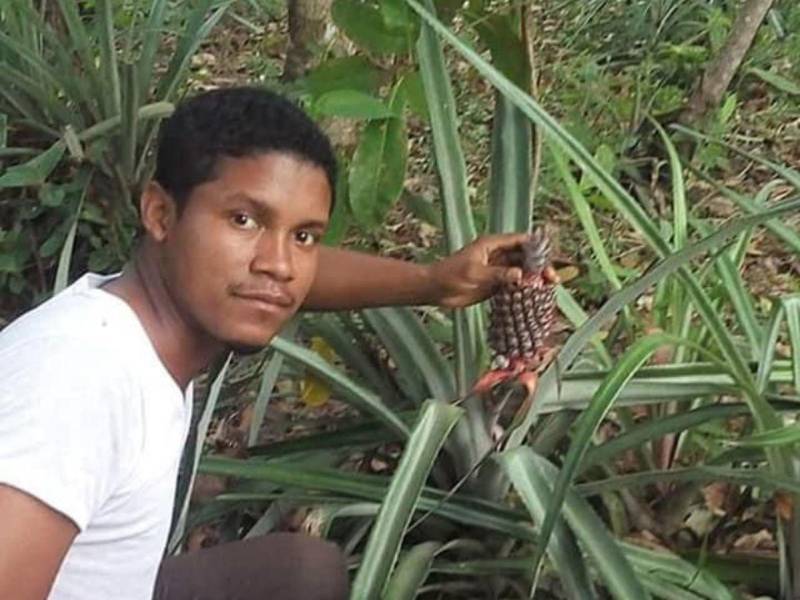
[{"xmin": 479, "ymin": 228, "xmax": 557, "ymax": 392}]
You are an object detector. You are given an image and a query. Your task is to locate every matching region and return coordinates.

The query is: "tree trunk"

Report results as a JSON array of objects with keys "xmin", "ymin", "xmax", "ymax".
[
  {"xmin": 680, "ymin": 0, "xmax": 774, "ymax": 124},
  {"xmin": 282, "ymin": 0, "xmax": 333, "ymax": 82}
]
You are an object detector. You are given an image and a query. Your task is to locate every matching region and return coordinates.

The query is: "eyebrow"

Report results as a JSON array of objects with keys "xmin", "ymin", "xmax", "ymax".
[{"xmin": 227, "ymin": 193, "xmax": 329, "ymax": 229}]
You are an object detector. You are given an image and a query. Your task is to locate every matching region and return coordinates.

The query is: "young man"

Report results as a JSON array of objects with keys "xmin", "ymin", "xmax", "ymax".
[{"xmin": 0, "ymin": 87, "xmax": 531, "ymax": 600}]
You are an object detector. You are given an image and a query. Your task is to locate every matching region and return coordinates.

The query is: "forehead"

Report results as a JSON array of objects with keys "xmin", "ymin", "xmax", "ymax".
[{"xmin": 198, "ymin": 151, "xmax": 332, "ymax": 214}]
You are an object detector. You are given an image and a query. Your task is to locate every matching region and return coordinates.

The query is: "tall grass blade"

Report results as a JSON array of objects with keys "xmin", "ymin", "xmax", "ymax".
[
  {"xmin": 500, "ymin": 448, "xmax": 649, "ymax": 599},
  {"xmin": 529, "ymin": 333, "xmax": 675, "ymax": 589},
  {"xmin": 384, "ymin": 541, "xmax": 441, "ymax": 600},
  {"xmin": 488, "ymin": 94, "xmax": 532, "ymax": 234},
  {"xmin": 270, "ymin": 336, "xmax": 409, "ymax": 436},
  {"xmin": 168, "ymin": 353, "xmax": 232, "ymax": 552},
  {"xmin": 351, "ymin": 400, "xmax": 461, "ymax": 597},
  {"xmin": 508, "ymin": 197, "xmax": 800, "ymax": 446}
]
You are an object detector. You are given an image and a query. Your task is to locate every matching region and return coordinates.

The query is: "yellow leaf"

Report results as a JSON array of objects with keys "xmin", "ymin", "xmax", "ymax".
[
  {"xmin": 300, "ymin": 336, "xmax": 337, "ymax": 407},
  {"xmin": 556, "ymin": 265, "xmax": 580, "ymax": 282}
]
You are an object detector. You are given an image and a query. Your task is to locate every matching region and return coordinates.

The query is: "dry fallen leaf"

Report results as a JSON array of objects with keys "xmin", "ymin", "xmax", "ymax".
[
  {"xmin": 775, "ymin": 491, "xmax": 793, "ymax": 521},
  {"xmin": 732, "ymin": 528, "xmax": 775, "ymax": 552}
]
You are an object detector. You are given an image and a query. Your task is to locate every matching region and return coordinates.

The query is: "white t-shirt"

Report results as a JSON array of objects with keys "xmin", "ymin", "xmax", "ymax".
[{"xmin": 0, "ymin": 273, "xmax": 193, "ymax": 599}]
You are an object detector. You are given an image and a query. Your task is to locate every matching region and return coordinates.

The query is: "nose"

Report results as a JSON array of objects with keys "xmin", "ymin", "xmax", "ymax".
[{"xmin": 250, "ymin": 231, "xmax": 294, "ymax": 282}]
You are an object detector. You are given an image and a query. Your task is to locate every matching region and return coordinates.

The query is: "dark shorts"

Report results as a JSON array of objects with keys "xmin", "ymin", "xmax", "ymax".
[{"xmin": 153, "ymin": 533, "xmax": 349, "ymax": 600}]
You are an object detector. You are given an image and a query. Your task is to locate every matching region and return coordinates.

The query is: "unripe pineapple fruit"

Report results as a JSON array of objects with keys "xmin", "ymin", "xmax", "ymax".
[{"xmin": 488, "ymin": 228, "xmax": 556, "ymax": 371}]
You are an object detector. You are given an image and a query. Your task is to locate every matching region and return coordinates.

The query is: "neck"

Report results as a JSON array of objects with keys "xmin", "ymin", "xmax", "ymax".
[{"xmin": 104, "ymin": 243, "xmax": 225, "ymax": 389}]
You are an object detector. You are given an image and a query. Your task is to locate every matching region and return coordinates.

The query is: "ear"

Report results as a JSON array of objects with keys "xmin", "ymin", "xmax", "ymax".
[{"xmin": 140, "ymin": 181, "xmax": 178, "ymax": 242}]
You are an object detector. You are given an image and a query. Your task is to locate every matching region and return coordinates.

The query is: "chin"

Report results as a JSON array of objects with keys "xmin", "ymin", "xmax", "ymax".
[
  {"xmin": 228, "ymin": 341, "xmax": 269, "ymax": 356},
  {"xmin": 220, "ymin": 326, "xmax": 280, "ymax": 355}
]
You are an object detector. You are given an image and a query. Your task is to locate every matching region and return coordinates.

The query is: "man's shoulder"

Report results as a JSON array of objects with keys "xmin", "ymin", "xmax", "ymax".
[{"xmin": 0, "ymin": 275, "xmax": 134, "ymax": 378}]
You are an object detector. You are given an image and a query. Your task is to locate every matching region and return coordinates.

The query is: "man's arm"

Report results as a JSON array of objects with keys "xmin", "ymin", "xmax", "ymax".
[
  {"xmin": 0, "ymin": 484, "xmax": 77, "ymax": 600},
  {"xmin": 304, "ymin": 233, "xmax": 532, "ymax": 311}
]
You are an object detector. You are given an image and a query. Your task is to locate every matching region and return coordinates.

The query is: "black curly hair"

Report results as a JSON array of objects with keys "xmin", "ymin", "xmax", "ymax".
[{"xmin": 154, "ymin": 87, "xmax": 337, "ymax": 210}]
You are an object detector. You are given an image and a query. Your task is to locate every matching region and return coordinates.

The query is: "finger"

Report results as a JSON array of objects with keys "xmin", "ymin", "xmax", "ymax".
[
  {"xmin": 543, "ymin": 266, "xmax": 561, "ymax": 284},
  {"xmin": 477, "ymin": 232, "xmax": 532, "ymax": 255},
  {"xmin": 489, "ymin": 265, "xmax": 522, "ymax": 286}
]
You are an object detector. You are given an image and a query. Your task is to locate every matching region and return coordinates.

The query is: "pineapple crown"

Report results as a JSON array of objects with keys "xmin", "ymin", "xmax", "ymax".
[{"xmin": 521, "ymin": 227, "xmax": 550, "ymax": 275}]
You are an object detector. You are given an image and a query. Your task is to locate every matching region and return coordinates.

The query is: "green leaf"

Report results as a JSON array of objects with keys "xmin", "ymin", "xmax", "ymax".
[
  {"xmin": 488, "ymin": 92, "xmax": 531, "ymax": 234},
  {"xmin": 398, "ymin": 71, "xmax": 428, "ymax": 121},
  {"xmin": 362, "ymin": 307, "xmax": 456, "ymax": 404},
  {"xmin": 348, "ymin": 92, "xmax": 407, "ymax": 226},
  {"xmin": 748, "ymin": 67, "xmax": 800, "ymax": 95},
  {"xmin": 0, "ymin": 142, "xmax": 65, "ymax": 188},
  {"xmin": 332, "ymin": 0, "xmax": 410, "ymax": 54},
  {"xmin": 577, "ymin": 466, "xmax": 800, "ymax": 497},
  {"xmin": 379, "ymin": 0, "xmax": 417, "ymax": 31},
  {"xmin": 314, "ymin": 89, "xmax": 397, "ymax": 119},
  {"xmin": 168, "ymin": 353, "xmax": 232, "ymax": 552},
  {"xmin": 507, "ymin": 197, "xmax": 800, "ymax": 447},
  {"xmin": 499, "ymin": 448, "xmax": 650, "ymax": 599},
  {"xmin": 415, "ymin": 0, "xmax": 483, "ymax": 403},
  {"xmin": 384, "ymin": 541, "xmax": 441, "ymax": 600},
  {"xmin": 469, "ymin": 13, "xmax": 529, "ymax": 89},
  {"xmin": 351, "ymin": 400, "xmax": 462, "ymax": 598},
  {"xmin": 53, "ymin": 175, "xmax": 89, "ymax": 294},
  {"xmin": 551, "ymin": 144, "xmax": 621, "ymax": 290},
  {"xmin": 201, "ymin": 456, "xmax": 536, "ymax": 542},
  {"xmin": 270, "ymin": 336, "xmax": 410, "ymax": 437},
  {"xmin": 304, "ymin": 56, "xmax": 383, "ymax": 97},
  {"xmin": 529, "ymin": 334, "xmax": 676, "ymax": 588},
  {"xmin": 404, "ymin": 0, "xmax": 785, "ymax": 445}
]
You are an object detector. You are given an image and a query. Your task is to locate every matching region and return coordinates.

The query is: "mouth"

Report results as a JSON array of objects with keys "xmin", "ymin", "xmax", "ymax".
[{"xmin": 232, "ymin": 288, "xmax": 295, "ymax": 313}]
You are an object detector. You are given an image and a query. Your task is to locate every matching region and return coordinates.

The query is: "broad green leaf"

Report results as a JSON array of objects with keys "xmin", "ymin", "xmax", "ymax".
[
  {"xmin": 351, "ymin": 400, "xmax": 461, "ymax": 598},
  {"xmin": 379, "ymin": 0, "xmax": 417, "ymax": 31},
  {"xmin": 332, "ymin": 0, "xmax": 410, "ymax": 54},
  {"xmin": 348, "ymin": 89, "xmax": 407, "ymax": 226},
  {"xmin": 494, "ymin": 451, "xmax": 595, "ymax": 599},
  {"xmin": 468, "ymin": 12, "xmax": 529, "ymax": 89},
  {"xmin": 398, "ymin": 71, "xmax": 428, "ymax": 121},
  {"xmin": 136, "ymin": 0, "xmax": 170, "ymax": 100},
  {"xmin": 314, "ymin": 89, "xmax": 397, "ymax": 119},
  {"xmin": 304, "ymin": 56, "xmax": 383, "ymax": 97}
]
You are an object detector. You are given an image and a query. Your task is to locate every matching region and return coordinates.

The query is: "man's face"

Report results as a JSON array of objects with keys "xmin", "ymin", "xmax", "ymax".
[{"xmin": 160, "ymin": 152, "xmax": 331, "ymax": 351}]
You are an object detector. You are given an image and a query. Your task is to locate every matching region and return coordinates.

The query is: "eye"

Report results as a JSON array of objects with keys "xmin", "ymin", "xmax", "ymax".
[
  {"xmin": 295, "ymin": 230, "xmax": 319, "ymax": 247},
  {"xmin": 231, "ymin": 212, "xmax": 258, "ymax": 230}
]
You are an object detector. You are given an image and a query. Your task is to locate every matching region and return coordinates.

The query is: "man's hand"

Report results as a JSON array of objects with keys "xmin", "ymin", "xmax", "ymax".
[
  {"xmin": 425, "ymin": 233, "xmax": 534, "ymax": 309},
  {"xmin": 304, "ymin": 233, "xmax": 549, "ymax": 312}
]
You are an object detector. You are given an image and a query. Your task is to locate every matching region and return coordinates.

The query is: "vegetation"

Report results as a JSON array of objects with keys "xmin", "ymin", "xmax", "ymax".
[{"xmin": 2, "ymin": 0, "xmax": 799, "ymax": 598}]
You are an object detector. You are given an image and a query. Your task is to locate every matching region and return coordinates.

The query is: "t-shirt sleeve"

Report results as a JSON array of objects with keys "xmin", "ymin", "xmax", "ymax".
[{"xmin": 0, "ymin": 336, "xmax": 135, "ymax": 531}]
